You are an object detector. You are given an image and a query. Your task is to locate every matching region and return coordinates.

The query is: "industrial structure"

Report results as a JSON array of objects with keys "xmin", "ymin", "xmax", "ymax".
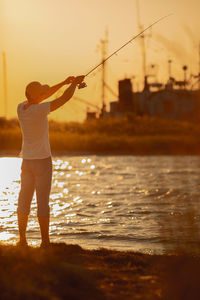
[
  {"xmin": 108, "ymin": 75, "xmax": 200, "ymax": 122},
  {"xmin": 86, "ymin": 0, "xmax": 200, "ymax": 122},
  {"xmin": 86, "ymin": 57, "xmax": 200, "ymax": 123}
]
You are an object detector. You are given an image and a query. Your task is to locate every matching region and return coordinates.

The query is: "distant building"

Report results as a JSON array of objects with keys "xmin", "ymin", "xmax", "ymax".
[
  {"xmin": 137, "ymin": 89, "xmax": 200, "ymax": 121},
  {"xmin": 86, "ymin": 112, "xmax": 97, "ymax": 120},
  {"xmin": 109, "ymin": 77, "xmax": 200, "ymax": 122},
  {"xmin": 118, "ymin": 79, "xmax": 133, "ymax": 109},
  {"xmin": 110, "ymin": 78, "xmax": 134, "ymax": 117}
]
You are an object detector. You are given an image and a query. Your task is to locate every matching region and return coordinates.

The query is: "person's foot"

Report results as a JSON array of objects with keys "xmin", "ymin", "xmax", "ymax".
[
  {"xmin": 16, "ymin": 240, "xmax": 28, "ymax": 248},
  {"xmin": 40, "ymin": 241, "xmax": 51, "ymax": 249}
]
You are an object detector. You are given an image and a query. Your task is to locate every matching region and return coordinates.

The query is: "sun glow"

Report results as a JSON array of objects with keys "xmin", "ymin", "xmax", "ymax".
[
  {"xmin": 1, "ymin": 0, "xmax": 200, "ymax": 121},
  {"xmin": 0, "ymin": 158, "xmax": 21, "ymax": 189},
  {"xmin": 0, "ymin": 232, "xmax": 15, "ymax": 241}
]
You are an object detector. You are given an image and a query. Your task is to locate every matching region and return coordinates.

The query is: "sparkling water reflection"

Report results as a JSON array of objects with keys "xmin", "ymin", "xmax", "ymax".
[{"xmin": 0, "ymin": 155, "xmax": 200, "ymax": 253}]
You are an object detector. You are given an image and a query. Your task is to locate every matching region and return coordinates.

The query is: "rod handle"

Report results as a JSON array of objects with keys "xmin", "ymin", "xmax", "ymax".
[{"xmin": 78, "ymin": 82, "xmax": 87, "ymax": 89}]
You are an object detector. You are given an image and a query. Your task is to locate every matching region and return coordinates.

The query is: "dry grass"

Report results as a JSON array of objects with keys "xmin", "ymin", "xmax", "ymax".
[
  {"xmin": 0, "ymin": 116, "xmax": 200, "ymax": 155},
  {"xmin": 0, "ymin": 243, "xmax": 200, "ymax": 299}
]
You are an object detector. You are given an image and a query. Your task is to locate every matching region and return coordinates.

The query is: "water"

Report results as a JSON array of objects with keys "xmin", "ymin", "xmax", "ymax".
[{"xmin": 0, "ymin": 155, "xmax": 200, "ymax": 254}]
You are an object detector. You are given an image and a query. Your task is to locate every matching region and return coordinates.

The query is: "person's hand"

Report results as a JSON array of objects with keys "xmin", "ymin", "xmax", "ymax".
[
  {"xmin": 73, "ymin": 75, "xmax": 85, "ymax": 85},
  {"xmin": 64, "ymin": 76, "xmax": 75, "ymax": 84}
]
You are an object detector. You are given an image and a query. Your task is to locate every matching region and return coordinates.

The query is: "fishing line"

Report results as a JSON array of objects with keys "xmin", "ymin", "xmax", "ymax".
[{"xmin": 78, "ymin": 13, "xmax": 173, "ymax": 89}]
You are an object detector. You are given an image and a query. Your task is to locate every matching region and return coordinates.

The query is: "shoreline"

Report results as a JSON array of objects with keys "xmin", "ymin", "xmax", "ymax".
[
  {"xmin": 0, "ymin": 150, "xmax": 200, "ymax": 157},
  {"xmin": 0, "ymin": 242, "xmax": 200, "ymax": 299},
  {"xmin": 1, "ymin": 117, "xmax": 200, "ymax": 156}
]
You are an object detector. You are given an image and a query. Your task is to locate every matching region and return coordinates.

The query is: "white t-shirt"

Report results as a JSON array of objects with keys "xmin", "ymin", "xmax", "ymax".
[{"xmin": 17, "ymin": 101, "xmax": 51, "ymax": 159}]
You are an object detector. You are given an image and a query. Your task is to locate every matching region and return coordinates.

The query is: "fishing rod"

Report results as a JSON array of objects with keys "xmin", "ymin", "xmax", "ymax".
[{"xmin": 78, "ymin": 13, "xmax": 173, "ymax": 89}]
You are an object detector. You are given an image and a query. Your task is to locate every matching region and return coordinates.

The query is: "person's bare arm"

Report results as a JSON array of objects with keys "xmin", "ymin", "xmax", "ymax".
[
  {"xmin": 40, "ymin": 77, "xmax": 75, "ymax": 101},
  {"xmin": 50, "ymin": 76, "xmax": 85, "ymax": 112}
]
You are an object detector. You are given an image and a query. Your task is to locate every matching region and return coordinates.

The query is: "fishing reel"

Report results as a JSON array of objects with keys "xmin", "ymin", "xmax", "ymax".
[{"xmin": 78, "ymin": 82, "xmax": 87, "ymax": 89}]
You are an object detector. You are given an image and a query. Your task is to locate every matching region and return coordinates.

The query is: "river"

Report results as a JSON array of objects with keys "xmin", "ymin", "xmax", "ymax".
[{"xmin": 0, "ymin": 155, "xmax": 200, "ymax": 254}]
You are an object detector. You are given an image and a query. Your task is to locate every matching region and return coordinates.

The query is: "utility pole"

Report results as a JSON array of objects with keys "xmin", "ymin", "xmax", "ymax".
[
  {"xmin": 136, "ymin": 0, "xmax": 151, "ymax": 88},
  {"xmin": 198, "ymin": 42, "xmax": 200, "ymax": 90},
  {"xmin": 183, "ymin": 65, "xmax": 188, "ymax": 89},
  {"xmin": 168, "ymin": 59, "xmax": 172, "ymax": 79},
  {"xmin": 100, "ymin": 28, "xmax": 108, "ymax": 114},
  {"xmin": 2, "ymin": 52, "xmax": 8, "ymax": 119}
]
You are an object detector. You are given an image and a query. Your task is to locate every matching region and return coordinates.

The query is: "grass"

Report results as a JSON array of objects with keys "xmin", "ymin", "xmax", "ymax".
[
  {"xmin": 0, "ymin": 242, "xmax": 200, "ymax": 299},
  {"xmin": 0, "ymin": 116, "xmax": 200, "ymax": 155}
]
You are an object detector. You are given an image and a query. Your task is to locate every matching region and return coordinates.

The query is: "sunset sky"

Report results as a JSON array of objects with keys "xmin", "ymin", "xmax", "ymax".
[{"xmin": 1, "ymin": 0, "xmax": 200, "ymax": 122}]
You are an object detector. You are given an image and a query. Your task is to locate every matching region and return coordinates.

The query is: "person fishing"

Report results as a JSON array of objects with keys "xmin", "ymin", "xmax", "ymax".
[
  {"xmin": 17, "ymin": 75, "xmax": 85, "ymax": 248},
  {"xmin": 16, "ymin": 14, "xmax": 171, "ymax": 249}
]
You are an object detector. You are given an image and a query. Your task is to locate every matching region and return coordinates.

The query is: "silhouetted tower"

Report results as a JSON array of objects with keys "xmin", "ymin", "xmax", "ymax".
[
  {"xmin": 168, "ymin": 59, "xmax": 172, "ymax": 79},
  {"xmin": 100, "ymin": 28, "xmax": 108, "ymax": 112},
  {"xmin": 199, "ymin": 42, "xmax": 200, "ymax": 89},
  {"xmin": 118, "ymin": 79, "xmax": 133, "ymax": 111},
  {"xmin": 183, "ymin": 65, "xmax": 188, "ymax": 89},
  {"xmin": 2, "ymin": 52, "xmax": 8, "ymax": 118},
  {"xmin": 136, "ymin": 0, "xmax": 151, "ymax": 88}
]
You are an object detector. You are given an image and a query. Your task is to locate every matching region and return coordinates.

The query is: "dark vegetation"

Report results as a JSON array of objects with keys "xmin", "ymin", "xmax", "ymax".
[
  {"xmin": 0, "ymin": 116, "xmax": 200, "ymax": 155},
  {"xmin": 0, "ymin": 242, "xmax": 200, "ymax": 300}
]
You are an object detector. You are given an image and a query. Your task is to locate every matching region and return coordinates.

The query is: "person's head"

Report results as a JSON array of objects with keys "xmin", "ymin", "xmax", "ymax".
[{"xmin": 25, "ymin": 81, "xmax": 50, "ymax": 103}]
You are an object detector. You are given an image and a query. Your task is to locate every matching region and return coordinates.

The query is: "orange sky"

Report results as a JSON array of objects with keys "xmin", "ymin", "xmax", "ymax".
[{"xmin": 1, "ymin": 0, "xmax": 200, "ymax": 122}]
